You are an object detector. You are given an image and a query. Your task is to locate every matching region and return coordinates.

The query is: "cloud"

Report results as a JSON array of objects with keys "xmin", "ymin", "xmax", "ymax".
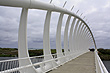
[
  {"xmin": 0, "ymin": 0, "xmax": 110, "ymax": 49},
  {"xmin": 103, "ymin": 1, "xmax": 110, "ymax": 8}
]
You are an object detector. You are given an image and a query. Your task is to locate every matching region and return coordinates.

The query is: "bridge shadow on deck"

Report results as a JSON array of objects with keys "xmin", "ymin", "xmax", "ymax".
[{"xmin": 49, "ymin": 52, "xmax": 96, "ymax": 73}]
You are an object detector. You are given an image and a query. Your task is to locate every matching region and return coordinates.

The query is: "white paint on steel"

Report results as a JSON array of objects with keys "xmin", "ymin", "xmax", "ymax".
[
  {"xmin": 80, "ymin": 25, "xmax": 87, "ymax": 51},
  {"xmin": 69, "ymin": 18, "xmax": 76, "ymax": 52},
  {"xmin": 43, "ymin": 11, "xmax": 56, "ymax": 71},
  {"xmin": 76, "ymin": 22, "xmax": 83, "ymax": 51},
  {"xmin": 0, "ymin": 0, "xmax": 107, "ymax": 73},
  {"xmin": 56, "ymin": 13, "xmax": 65, "ymax": 65},
  {"xmin": 64, "ymin": 15, "xmax": 71, "ymax": 58},
  {"xmin": 72, "ymin": 20, "xmax": 80, "ymax": 52},
  {"xmin": 18, "ymin": 8, "xmax": 37, "ymax": 73},
  {"xmin": 78, "ymin": 24, "xmax": 85, "ymax": 52},
  {"xmin": 95, "ymin": 50, "xmax": 109, "ymax": 73}
]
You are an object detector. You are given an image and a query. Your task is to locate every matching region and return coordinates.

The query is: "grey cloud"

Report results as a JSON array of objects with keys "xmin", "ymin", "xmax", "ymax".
[{"xmin": 0, "ymin": 0, "xmax": 110, "ymax": 49}]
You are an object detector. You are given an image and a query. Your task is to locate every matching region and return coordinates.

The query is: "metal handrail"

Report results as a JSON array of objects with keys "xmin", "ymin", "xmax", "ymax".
[
  {"xmin": 0, "ymin": 51, "xmax": 84, "ymax": 73},
  {"xmin": 95, "ymin": 50, "xmax": 109, "ymax": 73}
]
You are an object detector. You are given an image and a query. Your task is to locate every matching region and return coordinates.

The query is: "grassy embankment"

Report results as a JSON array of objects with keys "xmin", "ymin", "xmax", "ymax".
[
  {"xmin": 0, "ymin": 48, "xmax": 18, "ymax": 57},
  {"xmin": 0, "ymin": 47, "xmax": 110, "ymax": 60},
  {"xmin": 98, "ymin": 48, "xmax": 110, "ymax": 61},
  {"xmin": 0, "ymin": 48, "xmax": 64, "ymax": 57}
]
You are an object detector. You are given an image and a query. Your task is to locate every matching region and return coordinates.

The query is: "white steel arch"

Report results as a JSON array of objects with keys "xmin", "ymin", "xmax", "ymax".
[{"xmin": 0, "ymin": 0, "xmax": 108, "ymax": 73}]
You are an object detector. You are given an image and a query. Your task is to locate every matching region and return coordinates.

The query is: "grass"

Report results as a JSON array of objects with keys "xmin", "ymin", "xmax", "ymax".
[{"xmin": 0, "ymin": 47, "xmax": 110, "ymax": 61}]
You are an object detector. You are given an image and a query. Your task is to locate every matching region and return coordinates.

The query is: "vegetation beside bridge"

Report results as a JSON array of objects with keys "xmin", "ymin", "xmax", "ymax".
[
  {"xmin": 0, "ymin": 48, "xmax": 62, "ymax": 57},
  {"xmin": 98, "ymin": 48, "xmax": 110, "ymax": 61},
  {"xmin": 0, "ymin": 47, "xmax": 110, "ymax": 60}
]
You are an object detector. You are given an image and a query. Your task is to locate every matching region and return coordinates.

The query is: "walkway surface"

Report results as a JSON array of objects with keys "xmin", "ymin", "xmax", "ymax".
[{"xmin": 49, "ymin": 52, "xmax": 96, "ymax": 73}]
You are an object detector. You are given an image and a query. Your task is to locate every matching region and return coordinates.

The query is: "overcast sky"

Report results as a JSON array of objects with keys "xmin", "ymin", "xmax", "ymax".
[{"xmin": 0, "ymin": 0, "xmax": 110, "ymax": 49}]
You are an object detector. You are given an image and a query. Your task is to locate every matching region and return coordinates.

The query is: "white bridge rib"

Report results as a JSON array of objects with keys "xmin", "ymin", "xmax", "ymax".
[{"xmin": 0, "ymin": 0, "xmax": 108, "ymax": 73}]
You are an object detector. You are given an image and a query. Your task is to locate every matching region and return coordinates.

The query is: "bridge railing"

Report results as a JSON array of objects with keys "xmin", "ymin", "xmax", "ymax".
[
  {"xmin": 0, "ymin": 51, "xmax": 86, "ymax": 73},
  {"xmin": 0, "ymin": 0, "xmax": 107, "ymax": 73},
  {"xmin": 95, "ymin": 50, "xmax": 109, "ymax": 73}
]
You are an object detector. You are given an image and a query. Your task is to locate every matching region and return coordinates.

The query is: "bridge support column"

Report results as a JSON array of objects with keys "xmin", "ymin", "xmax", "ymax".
[
  {"xmin": 18, "ymin": 8, "xmax": 37, "ymax": 73},
  {"xmin": 43, "ymin": 10, "xmax": 57, "ymax": 71},
  {"xmin": 75, "ymin": 22, "xmax": 83, "ymax": 54},
  {"xmin": 56, "ymin": 13, "xmax": 65, "ymax": 65},
  {"xmin": 64, "ymin": 15, "xmax": 71, "ymax": 61},
  {"xmin": 72, "ymin": 19, "xmax": 80, "ymax": 58},
  {"xmin": 69, "ymin": 17, "xmax": 76, "ymax": 59},
  {"xmin": 78, "ymin": 24, "xmax": 84, "ymax": 53},
  {"xmin": 80, "ymin": 25, "xmax": 87, "ymax": 53}
]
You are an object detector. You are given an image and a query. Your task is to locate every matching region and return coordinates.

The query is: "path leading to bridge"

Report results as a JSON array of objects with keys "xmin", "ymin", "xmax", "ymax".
[{"xmin": 49, "ymin": 52, "xmax": 96, "ymax": 73}]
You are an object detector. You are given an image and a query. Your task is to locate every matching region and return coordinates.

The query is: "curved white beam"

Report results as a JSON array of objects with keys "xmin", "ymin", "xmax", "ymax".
[
  {"xmin": 84, "ymin": 28, "xmax": 93, "ymax": 50},
  {"xmin": 72, "ymin": 19, "xmax": 80, "ymax": 52},
  {"xmin": 80, "ymin": 25, "xmax": 87, "ymax": 51},
  {"xmin": 43, "ymin": 11, "xmax": 58, "ymax": 71},
  {"xmin": 69, "ymin": 17, "xmax": 76, "ymax": 52},
  {"xmin": 43, "ymin": 11, "xmax": 52, "ymax": 60},
  {"xmin": 77, "ymin": 24, "xmax": 85, "ymax": 52},
  {"xmin": 18, "ymin": 8, "xmax": 37, "ymax": 73},
  {"xmin": 56, "ymin": 13, "xmax": 64, "ymax": 58},
  {"xmin": 83, "ymin": 27, "xmax": 92, "ymax": 51},
  {"xmin": 75, "ymin": 22, "xmax": 83, "ymax": 51},
  {"xmin": 64, "ymin": 15, "xmax": 71, "ymax": 57},
  {"xmin": 56, "ymin": 13, "xmax": 66, "ymax": 64},
  {"xmin": 0, "ymin": 0, "xmax": 100, "ymax": 72}
]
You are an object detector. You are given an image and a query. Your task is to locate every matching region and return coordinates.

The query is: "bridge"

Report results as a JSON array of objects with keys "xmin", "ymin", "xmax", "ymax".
[{"xmin": 0, "ymin": 0, "xmax": 109, "ymax": 73}]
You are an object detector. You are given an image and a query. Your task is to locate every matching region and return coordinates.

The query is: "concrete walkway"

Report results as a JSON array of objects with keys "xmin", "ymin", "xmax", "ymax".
[{"xmin": 49, "ymin": 52, "xmax": 96, "ymax": 73}]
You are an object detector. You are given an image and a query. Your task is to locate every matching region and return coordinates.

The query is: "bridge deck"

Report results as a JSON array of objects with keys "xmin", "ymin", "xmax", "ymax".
[{"xmin": 49, "ymin": 52, "xmax": 96, "ymax": 73}]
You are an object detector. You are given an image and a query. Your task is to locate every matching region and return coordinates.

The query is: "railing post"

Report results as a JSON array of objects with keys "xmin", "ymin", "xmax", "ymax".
[
  {"xmin": 69, "ymin": 17, "xmax": 76, "ymax": 55},
  {"xmin": 77, "ymin": 23, "xmax": 84, "ymax": 53},
  {"xmin": 69, "ymin": 17, "xmax": 82, "ymax": 59},
  {"xmin": 56, "ymin": 13, "xmax": 65, "ymax": 65},
  {"xmin": 64, "ymin": 15, "xmax": 71, "ymax": 61},
  {"xmin": 79, "ymin": 25, "xmax": 87, "ymax": 52},
  {"xmin": 82, "ymin": 26, "xmax": 88, "ymax": 52},
  {"xmin": 72, "ymin": 19, "xmax": 80, "ymax": 53},
  {"xmin": 84, "ymin": 29, "xmax": 92, "ymax": 51},
  {"xmin": 43, "ymin": 10, "xmax": 57, "ymax": 71},
  {"xmin": 75, "ymin": 22, "xmax": 83, "ymax": 53},
  {"xmin": 18, "ymin": 8, "xmax": 37, "ymax": 73}
]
